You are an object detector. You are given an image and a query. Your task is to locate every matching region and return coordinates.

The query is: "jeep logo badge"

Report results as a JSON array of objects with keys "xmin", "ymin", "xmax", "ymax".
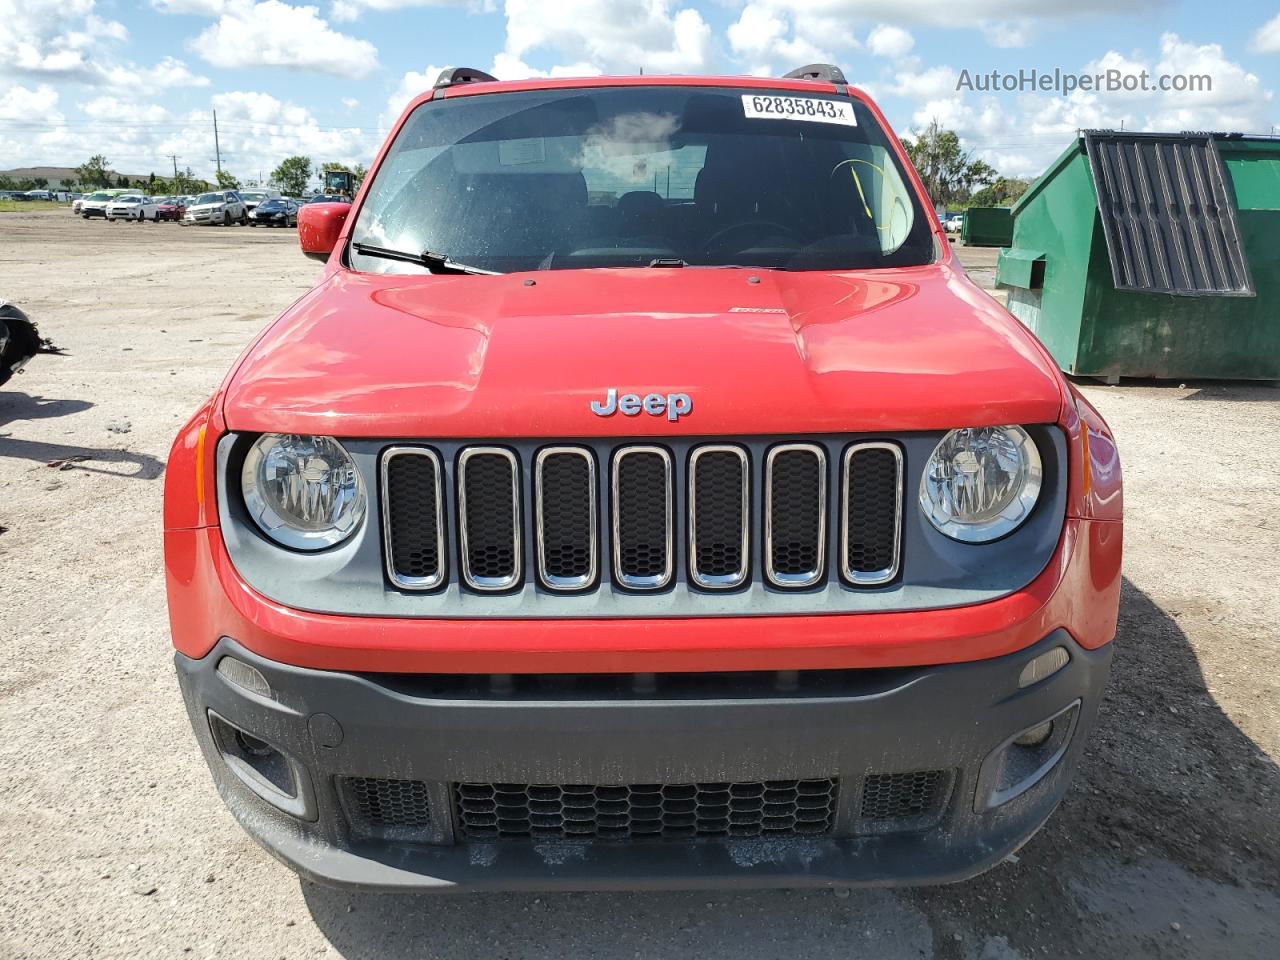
[{"xmin": 590, "ymin": 388, "xmax": 692, "ymax": 422}]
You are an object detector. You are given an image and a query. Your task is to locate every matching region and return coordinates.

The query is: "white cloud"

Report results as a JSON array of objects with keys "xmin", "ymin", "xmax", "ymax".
[
  {"xmin": 489, "ymin": 53, "xmax": 601, "ymax": 80},
  {"xmin": 383, "ymin": 64, "xmax": 444, "ymax": 129},
  {"xmin": 499, "ymin": 0, "xmax": 712, "ymax": 75},
  {"xmin": 0, "ymin": 82, "xmax": 62, "ymax": 120},
  {"xmin": 898, "ymin": 31, "xmax": 1274, "ymax": 180},
  {"xmin": 341, "ymin": 96, "xmax": 360, "ymax": 109},
  {"xmin": 727, "ymin": 3, "xmax": 829, "ymax": 75},
  {"xmin": 192, "ymin": 0, "xmax": 379, "ymax": 77},
  {"xmin": 889, "ymin": 65, "xmax": 957, "ymax": 100},
  {"xmin": 1251, "ymin": 13, "xmax": 1280, "ymax": 53},
  {"xmin": 328, "ymin": 0, "xmax": 470, "ymax": 22},
  {"xmin": 1, "ymin": 1, "xmax": 208, "ymax": 89},
  {"xmin": 150, "ymin": 0, "xmax": 229, "ymax": 12},
  {"xmin": 866, "ymin": 24, "xmax": 913, "ymax": 60}
]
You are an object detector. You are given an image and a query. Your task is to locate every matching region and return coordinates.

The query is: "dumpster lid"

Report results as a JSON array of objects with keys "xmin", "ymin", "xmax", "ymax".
[{"xmin": 1083, "ymin": 130, "xmax": 1254, "ymax": 297}]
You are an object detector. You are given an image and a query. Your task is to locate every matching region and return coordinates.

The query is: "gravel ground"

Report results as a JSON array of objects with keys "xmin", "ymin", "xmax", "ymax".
[{"xmin": 1, "ymin": 213, "xmax": 1277, "ymax": 959}]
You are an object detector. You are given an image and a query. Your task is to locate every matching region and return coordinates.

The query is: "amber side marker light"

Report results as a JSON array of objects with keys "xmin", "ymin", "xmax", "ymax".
[
  {"xmin": 216, "ymin": 655, "xmax": 272, "ymax": 699},
  {"xmin": 1017, "ymin": 646, "xmax": 1069, "ymax": 689}
]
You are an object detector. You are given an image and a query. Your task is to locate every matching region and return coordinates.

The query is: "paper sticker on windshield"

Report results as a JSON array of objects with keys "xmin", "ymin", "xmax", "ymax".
[
  {"xmin": 498, "ymin": 137, "xmax": 546, "ymax": 166},
  {"xmin": 741, "ymin": 94, "xmax": 856, "ymax": 126}
]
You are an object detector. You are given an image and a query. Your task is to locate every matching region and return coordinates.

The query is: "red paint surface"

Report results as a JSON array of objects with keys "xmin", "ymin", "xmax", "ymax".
[
  {"xmin": 165, "ymin": 515, "xmax": 1121, "ymax": 673},
  {"xmin": 164, "ymin": 74, "xmax": 1123, "ymax": 674},
  {"xmin": 222, "ymin": 265, "xmax": 1065, "ymax": 438}
]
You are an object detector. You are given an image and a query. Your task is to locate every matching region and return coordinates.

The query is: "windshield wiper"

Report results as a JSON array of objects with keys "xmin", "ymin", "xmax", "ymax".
[{"xmin": 350, "ymin": 242, "xmax": 498, "ymax": 276}]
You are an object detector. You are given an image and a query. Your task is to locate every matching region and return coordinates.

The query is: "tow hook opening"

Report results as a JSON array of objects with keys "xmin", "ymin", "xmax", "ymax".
[{"xmin": 975, "ymin": 700, "xmax": 1081, "ymax": 812}]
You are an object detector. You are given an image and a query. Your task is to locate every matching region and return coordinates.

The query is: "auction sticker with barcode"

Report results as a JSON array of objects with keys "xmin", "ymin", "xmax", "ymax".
[{"xmin": 741, "ymin": 94, "xmax": 857, "ymax": 126}]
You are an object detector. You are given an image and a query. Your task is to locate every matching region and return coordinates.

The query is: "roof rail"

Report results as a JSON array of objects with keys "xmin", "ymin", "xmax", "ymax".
[
  {"xmin": 434, "ymin": 66, "xmax": 498, "ymax": 89},
  {"xmin": 783, "ymin": 63, "xmax": 848, "ymax": 85}
]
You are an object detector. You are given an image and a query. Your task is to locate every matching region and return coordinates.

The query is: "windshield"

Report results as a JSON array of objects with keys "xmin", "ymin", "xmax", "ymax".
[
  {"xmin": 350, "ymin": 85, "xmax": 931, "ymax": 274},
  {"xmin": 195, "ymin": 193, "xmax": 222, "ymax": 205},
  {"xmin": 241, "ymin": 191, "xmax": 267, "ymax": 201},
  {"xmin": 86, "ymin": 193, "xmax": 109, "ymax": 201}
]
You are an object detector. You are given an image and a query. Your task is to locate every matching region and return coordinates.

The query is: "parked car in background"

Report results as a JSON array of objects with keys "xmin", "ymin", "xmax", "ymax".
[
  {"xmin": 238, "ymin": 189, "xmax": 281, "ymax": 213},
  {"xmin": 106, "ymin": 195, "xmax": 159, "ymax": 221},
  {"xmin": 182, "ymin": 190, "xmax": 248, "ymax": 226},
  {"xmin": 247, "ymin": 197, "xmax": 298, "ymax": 227},
  {"xmin": 153, "ymin": 197, "xmax": 186, "ymax": 221},
  {"xmin": 944, "ymin": 213, "xmax": 965, "ymax": 234},
  {"xmin": 24, "ymin": 190, "xmax": 55, "ymax": 201},
  {"xmin": 78, "ymin": 191, "xmax": 115, "ymax": 218},
  {"xmin": 303, "ymin": 194, "xmax": 348, "ymax": 204}
]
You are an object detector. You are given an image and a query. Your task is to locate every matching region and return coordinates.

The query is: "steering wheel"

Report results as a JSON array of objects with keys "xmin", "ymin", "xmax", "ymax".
[{"xmin": 702, "ymin": 219, "xmax": 801, "ymax": 256}]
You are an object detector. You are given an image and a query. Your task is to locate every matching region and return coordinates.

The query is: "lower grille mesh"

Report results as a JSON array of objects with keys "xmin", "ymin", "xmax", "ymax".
[
  {"xmin": 456, "ymin": 779, "xmax": 837, "ymax": 842},
  {"xmin": 342, "ymin": 776, "xmax": 433, "ymax": 840},
  {"xmin": 859, "ymin": 770, "xmax": 948, "ymax": 823}
]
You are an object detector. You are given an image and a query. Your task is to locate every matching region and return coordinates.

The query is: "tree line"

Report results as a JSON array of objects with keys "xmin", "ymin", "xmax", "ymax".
[
  {"xmin": 1, "ymin": 154, "xmax": 368, "ymax": 197},
  {"xmin": 899, "ymin": 119, "xmax": 1030, "ymax": 210}
]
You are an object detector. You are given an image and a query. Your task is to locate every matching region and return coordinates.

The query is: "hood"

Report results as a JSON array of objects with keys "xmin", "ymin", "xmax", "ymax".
[
  {"xmin": 222, "ymin": 264, "xmax": 1065, "ymax": 438},
  {"xmin": 190, "ymin": 202, "xmax": 224, "ymax": 211}
]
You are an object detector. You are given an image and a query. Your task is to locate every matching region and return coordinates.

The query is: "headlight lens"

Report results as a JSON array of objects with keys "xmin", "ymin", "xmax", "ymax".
[
  {"xmin": 241, "ymin": 434, "xmax": 365, "ymax": 550},
  {"xmin": 919, "ymin": 426, "xmax": 1042, "ymax": 543}
]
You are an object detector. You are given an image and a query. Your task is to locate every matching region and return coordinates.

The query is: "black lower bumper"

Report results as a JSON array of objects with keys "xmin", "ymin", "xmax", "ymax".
[{"xmin": 175, "ymin": 632, "xmax": 1111, "ymax": 892}]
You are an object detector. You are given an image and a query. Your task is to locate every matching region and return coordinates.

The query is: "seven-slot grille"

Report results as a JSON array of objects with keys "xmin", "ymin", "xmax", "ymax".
[
  {"xmin": 381, "ymin": 440, "xmax": 903, "ymax": 594},
  {"xmin": 455, "ymin": 779, "xmax": 837, "ymax": 842}
]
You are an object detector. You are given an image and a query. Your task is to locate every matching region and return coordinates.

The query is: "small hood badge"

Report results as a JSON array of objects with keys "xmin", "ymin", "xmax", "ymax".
[{"xmin": 591, "ymin": 388, "xmax": 692, "ymax": 422}]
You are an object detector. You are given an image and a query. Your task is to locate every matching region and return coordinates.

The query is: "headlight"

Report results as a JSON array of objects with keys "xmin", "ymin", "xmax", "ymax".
[
  {"xmin": 241, "ymin": 434, "xmax": 366, "ymax": 550},
  {"xmin": 919, "ymin": 426, "xmax": 1042, "ymax": 543}
]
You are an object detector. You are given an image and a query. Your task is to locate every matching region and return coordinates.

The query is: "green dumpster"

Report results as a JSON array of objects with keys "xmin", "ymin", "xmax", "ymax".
[
  {"xmin": 960, "ymin": 206, "xmax": 1013, "ymax": 247},
  {"xmin": 996, "ymin": 130, "xmax": 1280, "ymax": 381}
]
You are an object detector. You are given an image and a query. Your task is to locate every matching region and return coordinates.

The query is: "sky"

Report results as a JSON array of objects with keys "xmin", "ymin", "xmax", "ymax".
[{"xmin": 1, "ymin": 0, "xmax": 1278, "ymax": 185}]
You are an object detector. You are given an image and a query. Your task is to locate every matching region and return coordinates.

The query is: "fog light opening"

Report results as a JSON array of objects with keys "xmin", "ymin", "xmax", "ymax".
[
  {"xmin": 234, "ymin": 729, "xmax": 275, "ymax": 758},
  {"xmin": 1013, "ymin": 721, "xmax": 1054, "ymax": 747}
]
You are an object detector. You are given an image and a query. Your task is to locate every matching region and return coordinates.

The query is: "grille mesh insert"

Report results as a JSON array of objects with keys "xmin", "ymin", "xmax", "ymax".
[
  {"xmin": 844, "ymin": 446, "xmax": 901, "ymax": 578},
  {"xmin": 859, "ymin": 770, "xmax": 947, "ymax": 823},
  {"xmin": 768, "ymin": 448, "xmax": 824, "ymax": 581},
  {"xmin": 384, "ymin": 453, "xmax": 442, "ymax": 585},
  {"xmin": 614, "ymin": 451, "xmax": 671, "ymax": 585},
  {"xmin": 342, "ymin": 777, "xmax": 432, "ymax": 840},
  {"xmin": 461, "ymin": 451, "xmax": 519, "ymax": 585},
  {"xmin": 456, "ymin": 779, "xmax": 837, "ymax": 842},
  {"xmin": 691, "ymin": 449, "xmax": 747, "ymax": 583},
  {"xmin": 538, "ymin": 451, "xmax": 594, "ymax": 585}
]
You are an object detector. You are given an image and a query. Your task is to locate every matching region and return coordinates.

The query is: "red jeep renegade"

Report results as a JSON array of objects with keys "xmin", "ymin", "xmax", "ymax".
[{"xmin": 164, "ymin": 65, "xmax": 1122, "ymax": 892}]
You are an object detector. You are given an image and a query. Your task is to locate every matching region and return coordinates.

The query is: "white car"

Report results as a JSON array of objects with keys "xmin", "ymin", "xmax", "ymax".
[
  {"xmin": 182, "ymin": 190, "xmax": 248, "ymax": 226},
  {"xmin": 106, "ymin": 195, "xmax": 159, "ymax": 221},
  {"xmin": 944, "ymin": 213, "xmax": 965, "ymax": 234},
  {"xmin": 237, "ymin": 188, "xmax": 281, "ymax": 213}
]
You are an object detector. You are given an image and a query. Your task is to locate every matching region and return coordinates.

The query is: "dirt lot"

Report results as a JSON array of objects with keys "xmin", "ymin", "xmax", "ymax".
[{"xmin": 1, "ymin": 212, "xmax": 1277, "ymax": 959}]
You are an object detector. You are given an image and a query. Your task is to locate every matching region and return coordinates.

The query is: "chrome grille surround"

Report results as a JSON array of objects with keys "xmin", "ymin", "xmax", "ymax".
[
  {"xmin": 457, "ymin": 446, "xmax": 522, "ymax": 591},
  {"xmin": 380, "ymin": 446, "xmax": 447, "ymax": 591},
  {"xmin": 763, "ymin": 443, "xmax": 827, "ymax": 588},
  {"xmin": 840, "ymin": 441, "xmax": 904, "ymax": 586},
  {"xmin": 611, "ymin": 445, "xmax": 674, "ymax": 590},
  {"xmin": 534, "ymin": 446, "xmax": 598, "ymax": 591},
  {"xmin": 687, "ymin": 444, "xmax": 750, "ymax": 589}
]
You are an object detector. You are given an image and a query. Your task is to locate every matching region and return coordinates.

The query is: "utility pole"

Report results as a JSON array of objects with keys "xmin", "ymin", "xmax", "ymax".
[
  {"xmin": 168, "ymin": 154, "xmax": 180, "ymax": 190},
  {"xmin": 213, "ymin": 110, "xmax": 222, "ymax": 176}
]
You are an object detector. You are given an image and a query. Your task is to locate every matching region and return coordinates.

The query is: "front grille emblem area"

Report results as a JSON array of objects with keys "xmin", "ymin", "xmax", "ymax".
[{"xmin": 590, "ymin": 388, "xmax": 692, "ymax": 422}]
